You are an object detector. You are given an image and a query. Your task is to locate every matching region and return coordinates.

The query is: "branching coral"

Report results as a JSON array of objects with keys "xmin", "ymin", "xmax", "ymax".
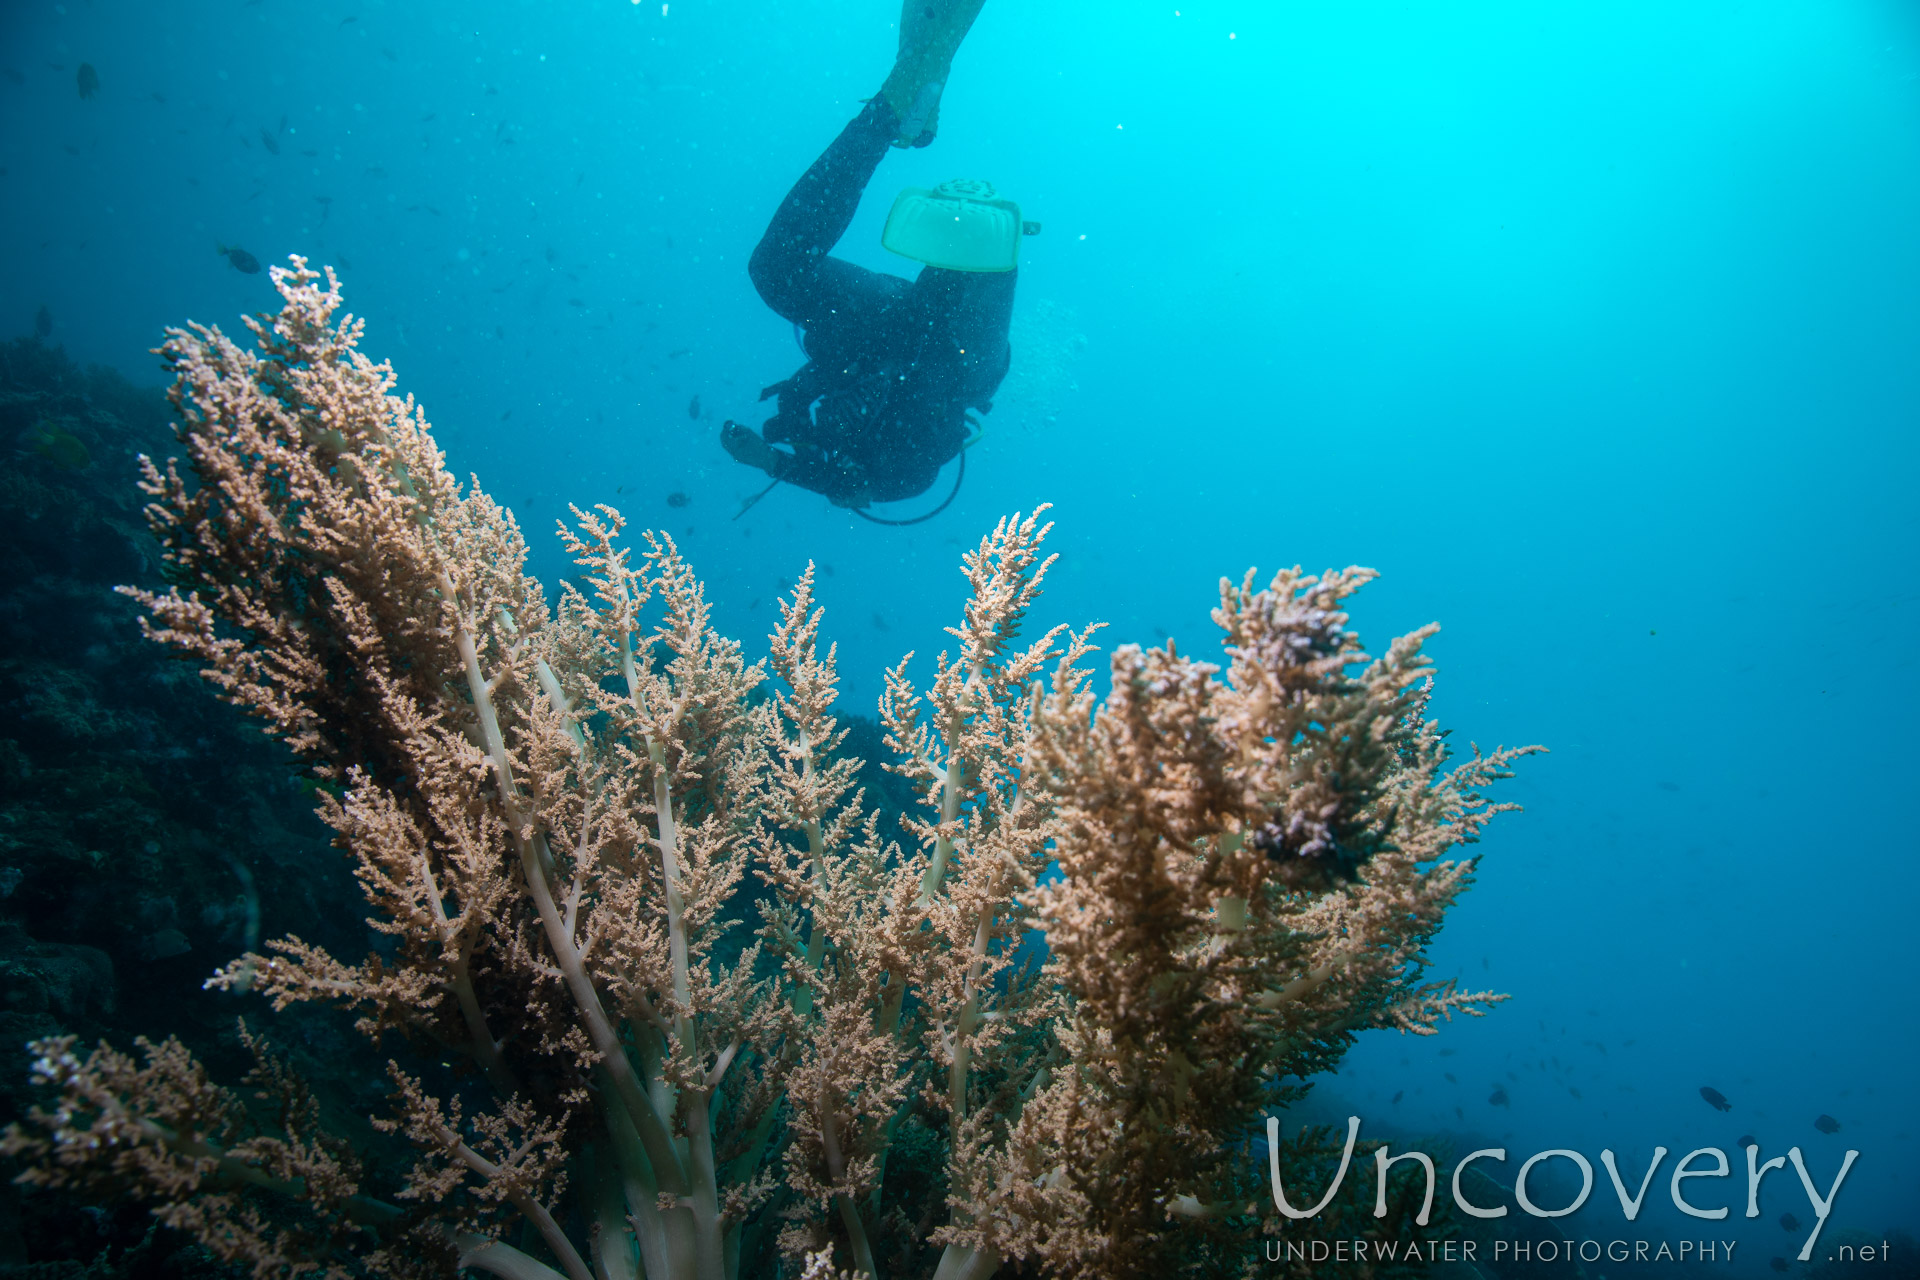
[{"xmin": 2, "ymin": 260, "xmax": 1538, "ymax": 1280}]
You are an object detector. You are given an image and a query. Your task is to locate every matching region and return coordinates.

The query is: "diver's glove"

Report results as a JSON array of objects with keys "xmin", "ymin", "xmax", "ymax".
[{"xmin": 721, "ymin": 421, "xmax": 786, "ymax": 478}]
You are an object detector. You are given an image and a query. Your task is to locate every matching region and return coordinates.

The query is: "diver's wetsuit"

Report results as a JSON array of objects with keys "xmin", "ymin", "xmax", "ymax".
[{"xmin": 746, "ymin": 98, "xmax": 1015, "ymax": 507}]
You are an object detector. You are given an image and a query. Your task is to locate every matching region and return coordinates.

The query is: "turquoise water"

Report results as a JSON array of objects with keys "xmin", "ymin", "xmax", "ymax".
[{"xmin": 2, "ymin": 0, "xmax": 1916, "ymax": 1262}]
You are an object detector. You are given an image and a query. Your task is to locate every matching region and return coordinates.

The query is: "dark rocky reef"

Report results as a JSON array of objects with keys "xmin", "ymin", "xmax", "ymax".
[{"xmin": 0, "ymin": 337, "xmax": 382, "ymax": 1275}]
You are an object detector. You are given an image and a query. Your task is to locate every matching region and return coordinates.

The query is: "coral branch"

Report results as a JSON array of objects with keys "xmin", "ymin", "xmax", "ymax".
[{"xmin": 4, "ymin": 262, "xmax": 1537, "ymax": 1280}]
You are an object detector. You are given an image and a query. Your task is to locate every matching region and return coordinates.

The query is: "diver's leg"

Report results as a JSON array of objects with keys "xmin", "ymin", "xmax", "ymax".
[
  {"xmin": 748, "ymin": 99, "xmax": 903, "ymax": 330},
  {"xmin": 880, "ymin": 0, "xmax": 990, "ymax": 147}
]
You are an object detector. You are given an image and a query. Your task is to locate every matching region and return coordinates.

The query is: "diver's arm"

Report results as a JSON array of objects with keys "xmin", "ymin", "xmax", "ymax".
[
  {"xmin": 946, "ymin": 269, "xmax": 1017, "ymax": 409},
  {"xmin": 767, "ymin": 443, "xmax": 873, "ymax": 510}
]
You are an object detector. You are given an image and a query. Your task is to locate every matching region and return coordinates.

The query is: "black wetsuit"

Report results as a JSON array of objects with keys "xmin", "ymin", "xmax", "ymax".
[{"xmin": 747, "ymin": 99, "xmax": 1016, "ymax": 506}]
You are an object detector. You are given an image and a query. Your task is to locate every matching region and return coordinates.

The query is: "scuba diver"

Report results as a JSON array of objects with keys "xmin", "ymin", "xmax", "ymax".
[{"xmin": 722, "ymin": 0, "xmax": 1032, "ymax": 523}]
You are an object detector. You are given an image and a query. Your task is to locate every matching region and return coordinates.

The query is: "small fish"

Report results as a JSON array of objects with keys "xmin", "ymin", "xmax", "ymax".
[
  {"xmin": 872, "ymin": 613, "xmax": 889, "ymax": 632},
  {"xmin": 150, "ymin": 90, "xmax": 166, "ymax": 104},
  {"xmin": 1488, "ymin": 1086, "xmax": 1510, "ymax": 1108},
  {"xmin": 315, "ymin": 195, "xmax": 332, "ymax": 223},
  {"xmin": 1813, "ymin": 1114, "xmax": 1841, "ymax": 1134},
  {"xmin": 500, "ymin": 410, "xmax": 512, "ymax": 421},
  {"xmin": 1454, "ymin": 1106, "xmax": 1464, "ymax": 1121},
  {"xmin": 421, "ymin": 112, "xmax": 437, "ymax": 123},
  {"xmin": 665, "ymin": 491, "xmax": 690, "ymax": 509},
  {"xmin": 26, "ymin": 422, "xmax": 90, "ymax": 470},
  {"xmin": 1444, "ymin": 1072, "xmax": 1456, "ymax": 1084},
  {"xmin": 218, "ymin": 244, "xmax": 262, "ymax": 274},
  {"xmin": 77, "ymin": 63, "xmax": 99, "ymax": 99},
  {"xmin": 2, "ymin": 69, "xmax": 24, "ymax": 86},
  {"xmin": 1769, "ymin": 1259, "xmax": 1788, "ymax": 1273},
  {"xmin": 1657, "ymin": 780, "xmax": 1681, "ymax": 792},
  {"xmin": 1569, "ymin": 1087, "xmax": 1582, "ymax": 1099},
  {"xmin": 567, "ymin": 298, "xmax": 586, "ymax": 308},
  {"xmin": 34, "ymin": 304, "xmax": 52, "ymax": 339},
  {"xmin": 667, "ymin": 348, "xmax": 691, "ymax": 359},
  {"xmin": 1700, "ymin": 1086, "xmax": 1732, "ymax": 1112},
  {"xmin": 340, "ymin": 14, "xmax": 357, "ymax": 25},
  {"xmin": 259, "ymin": 126, "xmax": 280, "ymax": 155},
  {"xmin": 1781, "ymin": 1213, "xmax": 1800, "ymax": 1232},
  {"xmin": 1390, "ymin": 1090, "xmax": 1403, "ymax": 1105},
  {"xmin": 1738, "ymin": 1134, "xmax": 1757, "ymax": 1148},
  {"xmin": 688, "ymin": 395, "xmax": 701, "ymax": 420},
  {"xmin": 818, "ymin": 563, "xmax": 834, "ymax": 576}
]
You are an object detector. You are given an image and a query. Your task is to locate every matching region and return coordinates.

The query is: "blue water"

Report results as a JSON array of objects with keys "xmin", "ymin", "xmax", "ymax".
[{"xmin": 4, "ymin": 0, "xmax": 1916, "ymax": 1259}]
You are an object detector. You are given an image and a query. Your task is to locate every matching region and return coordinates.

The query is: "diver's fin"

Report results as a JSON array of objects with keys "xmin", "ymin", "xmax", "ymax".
[{"xmin": 880, "ymin": 0, "xmax": 987, "ymax": 147}]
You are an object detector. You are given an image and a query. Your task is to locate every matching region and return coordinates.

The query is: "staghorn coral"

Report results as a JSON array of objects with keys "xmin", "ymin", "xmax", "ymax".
[{"xmin": 2, "ymin": 260, "xmax": 1537, "ymax": 1280}]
